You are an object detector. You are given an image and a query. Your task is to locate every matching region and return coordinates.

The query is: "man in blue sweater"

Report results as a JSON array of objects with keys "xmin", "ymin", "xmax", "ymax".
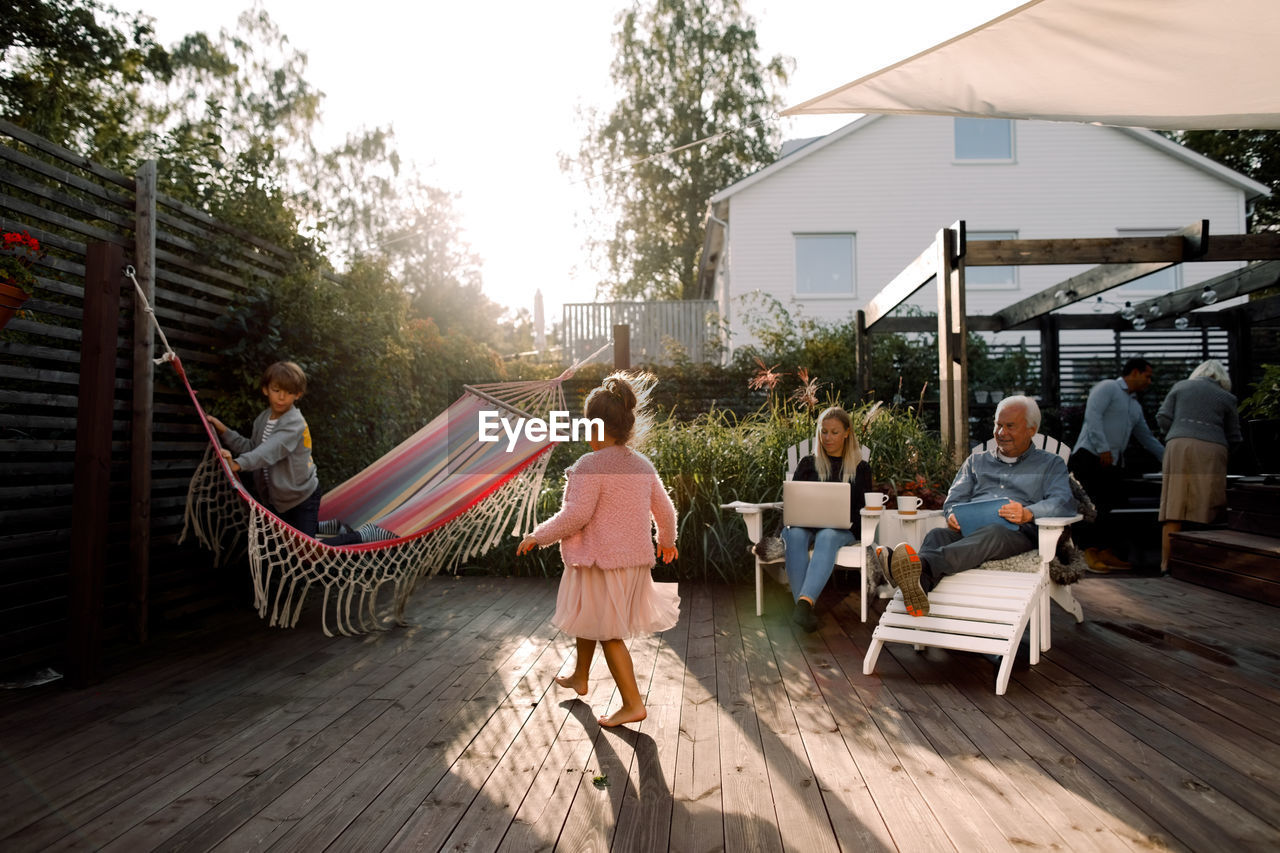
[
  {"xmin": 882, "ymin": 395, "xmax": 1075, "ymax": 618},
  {"xmin": 1069, "ymin": 358, "xmax": 1165, "ymax": 571}
]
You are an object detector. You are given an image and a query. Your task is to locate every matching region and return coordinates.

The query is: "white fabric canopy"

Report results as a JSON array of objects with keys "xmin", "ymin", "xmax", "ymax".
[{"xmin": 783, "ymin": 0, "xmax": 1280, "ymax": 130}]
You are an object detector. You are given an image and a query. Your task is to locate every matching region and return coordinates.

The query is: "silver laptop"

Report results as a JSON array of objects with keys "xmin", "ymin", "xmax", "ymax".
[{"xmin": 783, "ymin": 481, "xmax": 852, "ymax": 529}]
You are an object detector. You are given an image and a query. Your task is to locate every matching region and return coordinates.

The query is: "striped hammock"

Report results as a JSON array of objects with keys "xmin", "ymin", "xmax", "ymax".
[{"xmin": 177, "ymin": 356, "xmax": 589, "ymax": 636}]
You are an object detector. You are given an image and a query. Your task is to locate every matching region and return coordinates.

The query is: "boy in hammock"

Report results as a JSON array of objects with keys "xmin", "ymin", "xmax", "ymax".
[
  {"xmin": 208, "ymin": 361, "xmax": 393, "ymax": 545},
  {"xmin": 207, "ymin": 361, "xmax": 322, "ymax": 536}
]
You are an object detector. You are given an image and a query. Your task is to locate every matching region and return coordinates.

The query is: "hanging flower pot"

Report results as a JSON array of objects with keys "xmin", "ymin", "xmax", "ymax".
[
  {"xmin": 0, "ymin": 280, "xmax": 29, "ymax": 331},
  {"xmin": 0, "ymin": 230, "xmax": 44, "ymax": 331}
]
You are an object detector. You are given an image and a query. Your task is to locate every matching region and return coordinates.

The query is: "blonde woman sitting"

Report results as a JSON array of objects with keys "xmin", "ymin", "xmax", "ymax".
[{"xmin": 781, "ymin": 406, "xmax": 872, "ymax": 632}]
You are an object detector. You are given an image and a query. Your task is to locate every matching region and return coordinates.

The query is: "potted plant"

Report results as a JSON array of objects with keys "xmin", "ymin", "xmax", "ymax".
[{"xmin": 0, "ymin": 230, "xmax": 44, "ymax": 330}]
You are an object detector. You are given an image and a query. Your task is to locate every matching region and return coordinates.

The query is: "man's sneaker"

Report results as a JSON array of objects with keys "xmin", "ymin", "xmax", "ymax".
[{"xmin": 890, "ymin": 544, "xmax": 930, "ymax": 617}]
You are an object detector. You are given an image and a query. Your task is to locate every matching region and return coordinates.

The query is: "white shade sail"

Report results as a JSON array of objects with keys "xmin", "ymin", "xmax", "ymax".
[{"xmin": 783, "ymin": 0, "xmax": 1280, "ymax": 130}]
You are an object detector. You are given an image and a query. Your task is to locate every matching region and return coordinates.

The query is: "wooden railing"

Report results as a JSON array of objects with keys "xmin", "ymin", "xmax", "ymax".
[{"xmin": 562, "ymin": 300, "xmax": 720, "ymax": 366}]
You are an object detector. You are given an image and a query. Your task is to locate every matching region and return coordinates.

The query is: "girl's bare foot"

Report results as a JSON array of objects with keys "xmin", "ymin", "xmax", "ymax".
[
  {"xmin": 597, "ymin": 704, "xmax": 646, "ymax": 728},
  {"xmin": 554, "ymin": 673, "xmax": 588, "ymax": 695}
]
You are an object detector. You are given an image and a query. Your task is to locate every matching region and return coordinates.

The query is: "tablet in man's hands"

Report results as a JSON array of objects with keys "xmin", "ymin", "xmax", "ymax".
[{"xmin": 951, "ymin": 498, "xmax": 1019, "ymax": 536}]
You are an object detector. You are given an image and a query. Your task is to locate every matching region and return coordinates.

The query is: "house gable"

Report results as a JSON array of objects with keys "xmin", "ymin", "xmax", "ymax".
[{"xmin": 711, "ymin": 115, "xmax": 1264, "ymax": 344}]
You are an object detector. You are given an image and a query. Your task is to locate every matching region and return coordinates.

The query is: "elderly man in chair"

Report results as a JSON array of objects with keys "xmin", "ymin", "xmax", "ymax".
[{"xmin": 881, "ymin": 395, "xmax": 1075, "ymax": 617}]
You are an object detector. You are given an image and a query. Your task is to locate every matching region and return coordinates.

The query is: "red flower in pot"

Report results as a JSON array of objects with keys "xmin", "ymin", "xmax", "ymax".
[{"xmin": 0, "ymin": 230, "xmax": 44, "ymax": 330}]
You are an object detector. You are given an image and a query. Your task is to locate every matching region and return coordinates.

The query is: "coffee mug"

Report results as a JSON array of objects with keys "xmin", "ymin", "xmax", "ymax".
[
  {"xmin": 864, "ymin": 492, "xmax": 887, "ymax": 511},
  {"xmin": 897, "ymin": 495, "xmax": 922, "ymax": 515}
]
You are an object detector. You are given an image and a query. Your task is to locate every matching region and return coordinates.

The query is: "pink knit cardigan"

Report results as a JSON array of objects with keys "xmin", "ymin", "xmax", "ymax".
[{"xmin": 531, "ymin": 444, "xmax": 678, "ymax": 570}]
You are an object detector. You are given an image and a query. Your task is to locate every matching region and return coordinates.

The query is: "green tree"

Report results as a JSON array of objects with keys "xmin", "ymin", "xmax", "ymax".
[
  {"xmin": 1169, "ymin": 130, "xmax": 1280, "ymax": 231},
  {"xmin": 0, "ymin": 0, "xmax": 171, "ymax": 164},
  {"xmin": 569, "ymin": 0, "xmax": 790, "ymax": 300},
  {"xmin": 149, "ymin": 9, "xmax": 322, "ymax": 241},
  {"xmin": 2, "ymin": 0, "xmax": 522, "ymax": 477},
  {"xmin": 149, "ymin": 10, "xmax": 514, "ymax": 348}
]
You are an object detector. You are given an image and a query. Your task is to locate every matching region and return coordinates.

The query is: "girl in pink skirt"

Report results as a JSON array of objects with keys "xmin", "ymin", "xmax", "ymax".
[{"xmin": 517, "ymin": 372, "xmax": 679, "ymax": 728}]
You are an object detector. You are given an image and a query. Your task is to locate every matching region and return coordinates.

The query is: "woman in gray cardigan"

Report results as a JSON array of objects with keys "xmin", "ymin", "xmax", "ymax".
[{"xmin": 1156, "ymin": 359, "xmax": 1242, "ymax": 572}]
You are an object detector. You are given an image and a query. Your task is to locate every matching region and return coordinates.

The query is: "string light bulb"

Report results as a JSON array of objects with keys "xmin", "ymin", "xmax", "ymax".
[
  {"xmin": 1148, "ymin": 303, "xmax": 1161, "ymax": 317},
  {"xmin": 1201, "ymin": 285, "xmax": 1219, "ymax": 305},
  {"xmin": 1092, "ymin": 296, "xmax": 1104, "ymax": 313},
  {"xmin": 1175, "ymin": 315, "xmax": 1190, "ymax": 330},
  {"xmin": 1132, "ymin": 316, "xmax": 1147, "ymax": 331},
  {"xmin": 1120, "ymin": 301, "xmax": 1136, "ymax": 320}
]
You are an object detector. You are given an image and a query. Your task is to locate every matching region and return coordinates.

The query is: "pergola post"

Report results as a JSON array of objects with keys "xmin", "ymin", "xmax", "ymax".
[
  {"xmin": 1039, "ymin": 313, "xmax": 1061, "ymax": 427},
  {"xmin": 855, "ymin": 309, "xmax": 870, "ymax": 401},
  {"xmin": 937, "ymin": 223, "xmax": 969, "ymax": 460},
  {"xmin": 1226, "ymin": 311, "xmax": 1251, "ymax": 398}
]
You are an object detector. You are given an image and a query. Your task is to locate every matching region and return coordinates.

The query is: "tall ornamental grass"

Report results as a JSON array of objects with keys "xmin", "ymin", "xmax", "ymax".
[
  {"xmin": 643, "ymin": 406, "xmax": 814, "ymax": 582},
  {"xmin": 483, "ymin": 400, "xmax": 955, "ymax": 585}
]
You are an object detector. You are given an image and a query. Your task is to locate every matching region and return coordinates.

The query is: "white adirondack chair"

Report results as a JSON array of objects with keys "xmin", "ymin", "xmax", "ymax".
[
  {"xmin": 722, "ymin": 440, "xmax": 880, "ymax": 621},
  {"xmin": 862, "ymin": 433, "xmax": 1083, "ymax": 695}
]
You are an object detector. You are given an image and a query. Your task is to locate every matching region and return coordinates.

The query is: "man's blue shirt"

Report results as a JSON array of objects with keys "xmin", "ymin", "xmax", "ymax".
[
  {"xmin": 1075, "ymin": 376, "xmax": 1164, "ymax": 462},
  {"xmin": 943, "ymin": 445, "xmax": 1075, "ymax": 521}
]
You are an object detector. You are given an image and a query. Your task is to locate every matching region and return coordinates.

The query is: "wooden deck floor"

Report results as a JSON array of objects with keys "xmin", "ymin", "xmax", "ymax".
[{"xmin": 2, "ymin": 573, "xmax": 1279, "ymax": 852}]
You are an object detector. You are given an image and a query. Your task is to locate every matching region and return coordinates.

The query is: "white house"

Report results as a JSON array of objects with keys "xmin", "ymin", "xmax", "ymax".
[{"xmin": 702, "ymin": 115, "xmax": 1271, "ymax": 352}]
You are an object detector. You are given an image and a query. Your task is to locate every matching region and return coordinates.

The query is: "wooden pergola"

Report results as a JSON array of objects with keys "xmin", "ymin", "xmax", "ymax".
[{"xmin": 855, "ymin": 220, "xmax": 1280, "ymax": 459}]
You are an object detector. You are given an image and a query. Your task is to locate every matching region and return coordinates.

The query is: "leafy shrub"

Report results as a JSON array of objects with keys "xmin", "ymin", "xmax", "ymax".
[
  {"xmin": 856, "ymin": 402, "xmax": 957, "ymax": 508},
  {"xmin": 194, "ymin": 256, "xmax": 504, "ymax": 485},
  {"xmin": 1240, "ymin": 363, "xmax": 1280, "ymax": 421}
]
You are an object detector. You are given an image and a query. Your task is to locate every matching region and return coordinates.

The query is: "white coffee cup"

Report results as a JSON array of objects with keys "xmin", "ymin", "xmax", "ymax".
[
  {"xmin": 897, "ymin": 495, "xmax": 922, "ymax": 515},
  {"xmin": 864, "ymin": 492, "xmax": 887, "ymax": 511}
]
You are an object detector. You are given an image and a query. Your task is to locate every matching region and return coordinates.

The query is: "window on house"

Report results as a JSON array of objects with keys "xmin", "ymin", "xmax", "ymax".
[
  {"xmin": 954, "ymin": 118, "xmax": 1014, "ymax": 161},
  {"xmin": 966, "ymin": 230, "xmax": 1018, "ymax": 290},
  {"xmin": 1114, "ymin": 228, "xmax": 1182, "ymax": 296},
  {"xmin": 795, "ymin": 233, "xmax": 855, "ymax": 296}
]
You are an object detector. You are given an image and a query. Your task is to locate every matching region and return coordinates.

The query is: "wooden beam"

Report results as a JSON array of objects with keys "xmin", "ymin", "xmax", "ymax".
[
  {"xmin": 1219, "ymin": 290, "xmax": 1280, "ymax": 324},
  {"xmin": 130, "ymin": 161, "xmax": 156, "ymax": 644},
  {"xmin": 863, "ymin": 235, "xmax": 940, "ymax": 329},
  {"xmin": 1124, "ymin": 260, "xmax": 1280, "ymax": 325},
  {"xmin": 968, "ymin": 235, "xmax": 1185, "ymax": 266},
  {"xmin": 996, "ymin": 261, "xmax": 1171, "ymax": 328},
  {"xmin": 68, "ymin": 241, "xmax": 123, "ymax": 688},
  {"xmin": 993, "ymin": 221, "xmax": 1208, "ymax": 329},
  {"xmin": 1200, "ymin": 232, "xmax": 1280, "ymax": 262}
]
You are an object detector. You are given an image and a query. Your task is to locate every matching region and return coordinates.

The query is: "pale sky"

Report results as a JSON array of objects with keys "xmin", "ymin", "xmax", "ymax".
[{"xmin": 134, "ymin": 0, "xmax": 1025, "ymax": 318}]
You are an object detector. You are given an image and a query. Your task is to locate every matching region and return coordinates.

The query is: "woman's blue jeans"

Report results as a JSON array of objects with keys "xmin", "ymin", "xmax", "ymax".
[{"xmin": 782, "ymin": 525, "xmax": 856, "ymax": 604}]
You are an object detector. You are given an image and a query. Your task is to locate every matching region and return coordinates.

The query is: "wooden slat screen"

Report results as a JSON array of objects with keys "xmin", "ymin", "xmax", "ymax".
[{"xmin": 0, "ymin": 119, "xmax": 331, "ymax": 677}]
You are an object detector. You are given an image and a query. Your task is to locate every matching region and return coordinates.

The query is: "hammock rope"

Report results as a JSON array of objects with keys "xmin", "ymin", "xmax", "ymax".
[{"xmin": 125, "ymin": 267, "xmax": 609, "ymax": 635}]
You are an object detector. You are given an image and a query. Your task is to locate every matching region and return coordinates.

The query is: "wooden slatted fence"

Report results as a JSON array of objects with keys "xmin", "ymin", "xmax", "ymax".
[{"xmin": 0, "ymin": 119, "xmax": 335, "ymax": 680}]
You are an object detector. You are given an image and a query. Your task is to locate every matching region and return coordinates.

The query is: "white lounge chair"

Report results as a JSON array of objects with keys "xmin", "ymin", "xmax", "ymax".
[
  {"xmin": 862, "ymin": 434, "xmax": 1083, "ymax": 694},
  {"xmin": 722, "ymin": 439, "xmax": 880, "ymax": 620}
]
